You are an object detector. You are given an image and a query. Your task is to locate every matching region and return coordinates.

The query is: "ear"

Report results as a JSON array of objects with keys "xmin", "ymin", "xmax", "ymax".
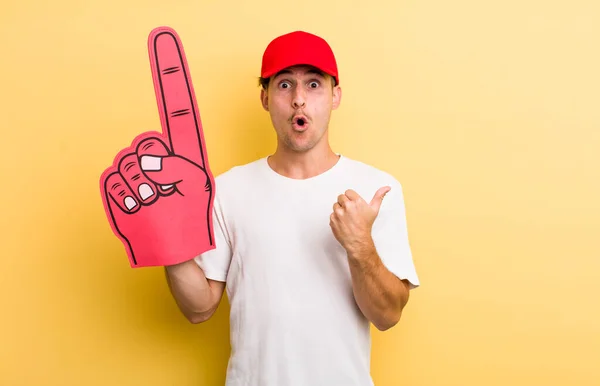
[
  {"xmin": 260, "ymin": 88, "xmax": 269, "ymax": 111},
  {"xmin": 332, "ymin": 84, "xmax": 342, "ymax": 110}
]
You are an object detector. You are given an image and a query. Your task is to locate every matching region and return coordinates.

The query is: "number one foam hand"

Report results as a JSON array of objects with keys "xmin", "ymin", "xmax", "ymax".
[{"xmin": 99, "ymin": 26, "xmax": 216, "ymax": 268}]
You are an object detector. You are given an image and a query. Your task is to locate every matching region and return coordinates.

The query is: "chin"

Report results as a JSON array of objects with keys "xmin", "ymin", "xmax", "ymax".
[
  {"xmin": 279, "ymin": 127, "xmax": 324, "ymax": 152},
  {"xmin": 282, "ymin": 137, "xmax": 312, "ymax": 152}
]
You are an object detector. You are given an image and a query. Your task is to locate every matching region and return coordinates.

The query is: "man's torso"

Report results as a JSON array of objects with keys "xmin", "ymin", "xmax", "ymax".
[{"xmin": 206, "ymin": 155, "xmax": 400, "ymax": 386}]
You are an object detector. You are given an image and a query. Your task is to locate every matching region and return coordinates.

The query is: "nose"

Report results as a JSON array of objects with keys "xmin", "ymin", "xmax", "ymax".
[{"xmin": 292, "ymin": 87, "xmax": 306, "ymax": 109}]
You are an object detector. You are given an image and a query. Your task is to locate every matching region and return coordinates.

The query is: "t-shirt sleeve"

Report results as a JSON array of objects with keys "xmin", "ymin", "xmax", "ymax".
[
  {"xmin": 193, "ymin": 194, "xmax": 233, "ymax": 282},
  {"xmin": 371, "ymin": 180, "xmax": 420, "ymax": 289}
]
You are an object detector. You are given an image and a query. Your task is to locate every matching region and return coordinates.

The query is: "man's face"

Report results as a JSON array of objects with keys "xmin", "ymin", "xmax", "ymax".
[{"xmin": 261, "ymin": 65, "xmax": 342, "ymax": 153}]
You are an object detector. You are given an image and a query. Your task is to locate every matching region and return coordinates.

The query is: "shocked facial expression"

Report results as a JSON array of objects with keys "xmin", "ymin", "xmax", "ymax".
[{"xmin": 261, "ymin": 65, "xmax": 342, "ymax": 153}]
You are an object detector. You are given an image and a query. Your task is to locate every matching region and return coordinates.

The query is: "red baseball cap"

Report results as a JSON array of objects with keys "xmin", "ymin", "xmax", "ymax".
[{"xmin": 260, "ymin": 31, "xmax": 339, "ymax": 85}]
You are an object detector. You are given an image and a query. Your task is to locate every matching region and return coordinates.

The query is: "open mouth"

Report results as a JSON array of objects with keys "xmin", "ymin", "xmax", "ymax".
[{"xmin": 293, "ymin": 116, "xmax": 307, "ymax": 128}]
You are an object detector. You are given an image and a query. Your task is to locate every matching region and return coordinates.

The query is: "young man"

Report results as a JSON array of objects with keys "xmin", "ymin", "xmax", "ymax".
[{"xmin": 165, "ymin": 30, "xmax": 420, "ymax": 386}]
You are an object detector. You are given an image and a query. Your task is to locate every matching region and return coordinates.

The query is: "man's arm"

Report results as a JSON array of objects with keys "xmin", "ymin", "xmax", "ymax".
[
  {"xmin": 164, "ymin": 259, "xmax": 226, "ymax": 324},
  {"xmin": 346, "ymin": 239, "xmax": 410, "ymax": 331},
  {"xmin": 330, "ymin": 185, "xmax": 417, "ymax": 331}
]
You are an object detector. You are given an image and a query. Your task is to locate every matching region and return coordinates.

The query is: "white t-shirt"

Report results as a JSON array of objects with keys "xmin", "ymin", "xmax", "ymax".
[{"xmin": 195, "ymin": 154, "xmax": 420, "ymax": 386}]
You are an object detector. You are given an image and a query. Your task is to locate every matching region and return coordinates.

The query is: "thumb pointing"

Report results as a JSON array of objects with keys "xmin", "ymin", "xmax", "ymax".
[{"xmin": 370, "ymin": 186, "xmax": 391, "ymax": 212}]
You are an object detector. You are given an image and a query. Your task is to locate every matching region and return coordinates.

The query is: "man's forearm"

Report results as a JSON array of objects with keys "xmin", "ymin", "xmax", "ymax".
[
  {"xmin": 164, "ymin": 259, "xmax": 222, "ymax": 323},
  {"xmin": 346, "ymin": 239, "xmax": 410, "ymax": 331}
]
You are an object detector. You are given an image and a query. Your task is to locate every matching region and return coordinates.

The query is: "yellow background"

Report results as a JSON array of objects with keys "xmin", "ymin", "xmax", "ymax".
[{"xmin": 1, "ymin": 0, "xmax": 599, "ymax": 385}]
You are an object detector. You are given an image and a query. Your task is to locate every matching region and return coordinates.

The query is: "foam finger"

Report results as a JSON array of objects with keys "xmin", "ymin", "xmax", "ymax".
[
  {"xmin": 136, "ymin": 136, "xmax": 176, "ymax": 194},
  {"xmin": 118, "ymin": 153, "xmax": 159, "ymax": 204},
  {"xmin": 148, "ymin": 27, "xmax": 207, "ymax": 169},
  {"xmin": 104, "ymin": 171, "xmax": 140, "ymax": 213}
]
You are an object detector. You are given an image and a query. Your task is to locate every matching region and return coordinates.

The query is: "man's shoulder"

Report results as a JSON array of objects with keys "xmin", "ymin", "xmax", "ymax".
[
  {"xmin": 340, "ymin": 155, "xmax": 403, "ymax": 188},
  {"xmin": 340, "ymin": 156, "xmax": 408, "ymax": 212}
]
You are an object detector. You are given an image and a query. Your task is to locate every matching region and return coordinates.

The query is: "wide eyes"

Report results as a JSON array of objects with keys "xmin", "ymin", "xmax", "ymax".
[{"xmin": 278, "ymin": 80, "xmax": 320, "ymax": 89}]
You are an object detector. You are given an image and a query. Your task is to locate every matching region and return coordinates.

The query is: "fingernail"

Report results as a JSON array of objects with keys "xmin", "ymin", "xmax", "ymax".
[
  {"xmin": 138, "ymin": 183, "xmax": 154, "ymax": 200},
  {"xmin": 124, "ymin": 196, "xmax": 137, "ymax": 210},
  {"xmin": 161, "ymin": 184, "xmax": 173, "ymax": 190},
  {"xmin": 140, "ymin": 155, "xmax": 162, "ymax": 171}
]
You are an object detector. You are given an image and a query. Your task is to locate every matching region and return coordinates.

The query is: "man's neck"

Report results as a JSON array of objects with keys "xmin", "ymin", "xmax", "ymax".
[{"xmin": 267, "ymin": 146, "xmax": 340, "ymax": 180}]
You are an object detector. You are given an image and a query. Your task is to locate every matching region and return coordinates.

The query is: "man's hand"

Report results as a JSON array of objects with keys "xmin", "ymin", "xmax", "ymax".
[{"xmin": 329, "ymin": 186, "xmax": 391, "ymax": 255}]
